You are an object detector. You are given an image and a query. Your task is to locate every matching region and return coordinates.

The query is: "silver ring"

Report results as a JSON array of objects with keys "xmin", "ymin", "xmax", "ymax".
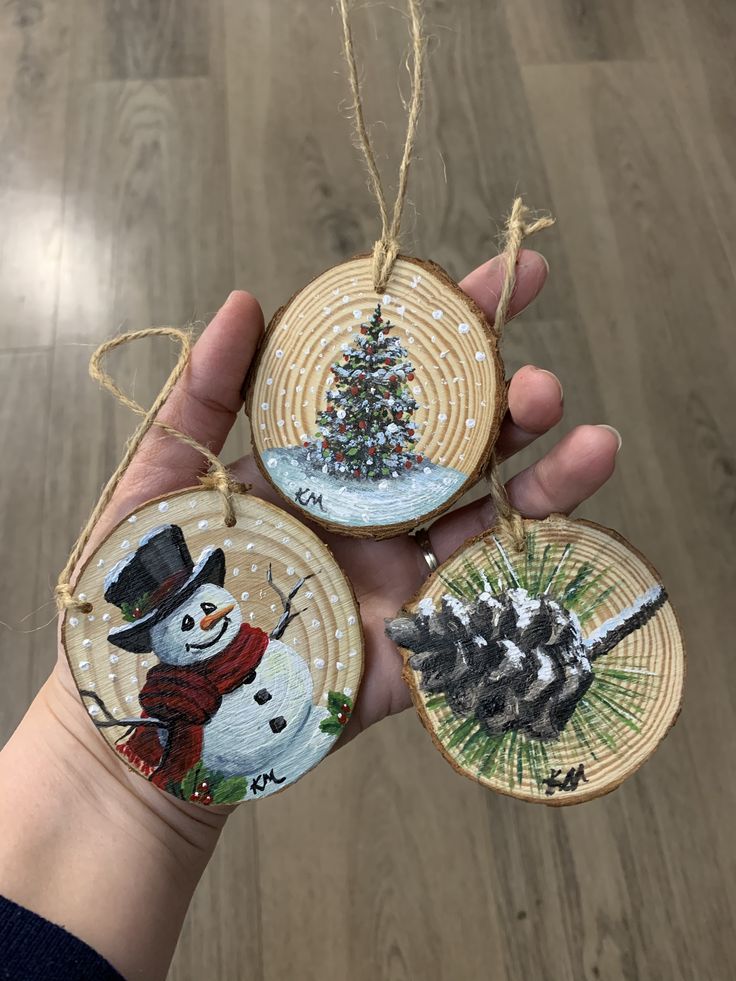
[{"xmin": 413, "ymin": 527, "xmax": 439, "ymax": 573}]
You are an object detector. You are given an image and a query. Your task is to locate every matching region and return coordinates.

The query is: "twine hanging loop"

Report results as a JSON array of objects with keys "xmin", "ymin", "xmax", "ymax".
[
  {"xmin": 338, "ymin": 0, "xmax": 425, "ymax": 293},
  {"xmin": 55, "ymin": 327, "xmax": 247, "ymax": 614},
  {"xmin": 488, "ymin": 198, "xmax": 555, "ymax": 552}
]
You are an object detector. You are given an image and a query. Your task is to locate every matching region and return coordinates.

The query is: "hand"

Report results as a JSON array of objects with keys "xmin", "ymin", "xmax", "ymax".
[{"xmin": 0, "ymin": 250, "xmax": 620, "ymax": 980}]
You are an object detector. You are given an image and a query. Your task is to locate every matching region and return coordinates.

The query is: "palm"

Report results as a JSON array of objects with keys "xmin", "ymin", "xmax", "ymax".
[{"xmin": 56, "ymin": 251, "xmax": 621, "ymax": 746}]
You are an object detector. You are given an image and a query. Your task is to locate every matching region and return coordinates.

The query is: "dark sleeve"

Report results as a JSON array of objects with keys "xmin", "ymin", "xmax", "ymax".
[{"xmin": 0, "ymin": 894, "xmax": 125, "ymax": 981}]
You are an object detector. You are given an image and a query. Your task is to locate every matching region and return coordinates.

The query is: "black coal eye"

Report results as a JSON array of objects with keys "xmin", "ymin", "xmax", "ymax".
[
  {"xmin": 181, "ymin": 614, "xmax": 195, "ymax": 632},
  {"xmin": 201, "ymin": 602, "xmax": 217, "ymax": 615}
]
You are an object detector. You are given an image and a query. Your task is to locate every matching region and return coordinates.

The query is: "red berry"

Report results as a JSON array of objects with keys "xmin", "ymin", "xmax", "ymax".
[
  {"xmin": 360, "ymin": 326, "xmax": 368, "ymax": 334},
  {"xmin": 389, "ymin": 375, "xmax": 397, "ymax": 383},
  {"xmin": 327, "ymin": 403, "xmax": 334, "ymax": 412},
  {"xmin": 198, "ymin": 781, "xmax": 210, "ymax": 792},
  {"xmin": 368, "ymin": 447, "xmax": 375, "ymax": 456},
  {"xmin": 367, "ymin": 347, "xmax": 374, "ymax": 354},
  {"xmin": 133, "ymin": 607, "xmax": 142, "ymax": 619},
  {"xmin": 384, "ymin": 358, "xmax": 392, "ymax": 365},
  {"xmin": 343, "ymin": 354, "xmax": 349, "ymax": 360},
  {"xmin": 190, "ymin": 791, "xmax": 201, "ymax": 802},
  {"xmin": 395, "ymin": 411, "xmax": 403, "ymax": 419},
  {"xmin": 407, "ymin": 429, "xmax": 414, "ymax": 437},
  {"xmin": 359, "ymin": 373, "xmax": 366, "ymax": 380},
  {"xmin": 350, "ymin": 386, "xmax": 359, "ymax": 395},
  {"xmin": 202, "ymin": 795, "xmax": 213, "ymax": 806},
  {"xmin": 353, "ymin": 468, "xmax": 361, "ymax": 476},
  {"xmin": 322, "ymin": 439, "xmax": 328, "ymax": 448},
  {"xmin": 338, "ymin": 424, "xmax": 346, "ymax": 433},
  {"xmin": 341, "ymin": 703, "xmax": 350, "ymax": 713},
  {"xmin": 416, "ymin": 455, "xmax": 423, "ymax": 463},
  {"xmin": 358, "ymin": 420, "xmax": 366, "ymax": 430},
  {"xmin": 404, "ymin": 460, "xmax": 412, "ymax": 469},
  {"xmin": 407, "ymin": 372, "xmax": 415, "ymax": 381},
  {"xmin": 335, "ymin": 452, "xmax": 344, "ymax": 461},
  {"xmin": 303, "ymin": 441, "xmax": 309, "ymax": 448},
  {"xmin": 337, "ymin": 713, "xmax": 347, "ymax": 724}
]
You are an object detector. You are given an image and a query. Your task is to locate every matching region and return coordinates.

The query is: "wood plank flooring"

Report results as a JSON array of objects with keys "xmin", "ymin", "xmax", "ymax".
[{"xmin": 0, "ymin": 2, "xmax": 734, "ymax": 978}]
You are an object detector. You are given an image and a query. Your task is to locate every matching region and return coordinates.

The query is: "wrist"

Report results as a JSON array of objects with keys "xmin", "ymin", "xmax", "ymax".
[{"xmin": 0, "ymin": 661, "xmax": 227, "ymax": 980}]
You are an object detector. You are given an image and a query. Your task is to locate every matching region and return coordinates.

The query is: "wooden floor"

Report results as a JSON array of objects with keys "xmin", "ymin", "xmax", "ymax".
[{"xmin": 1, "ymin": 1, "xmax": 734, "ymax": 978}]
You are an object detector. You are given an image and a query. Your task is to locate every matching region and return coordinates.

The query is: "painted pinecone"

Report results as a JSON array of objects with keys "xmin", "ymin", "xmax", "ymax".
[{"xmin": 388, "ymin": 589, "xmax": 597, "ymax": 741}]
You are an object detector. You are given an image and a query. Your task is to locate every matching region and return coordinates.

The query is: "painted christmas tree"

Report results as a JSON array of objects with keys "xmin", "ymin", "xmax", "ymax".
[{"xmin": 305, "ymin": 304, "xmax": 422, "ymax": 479}]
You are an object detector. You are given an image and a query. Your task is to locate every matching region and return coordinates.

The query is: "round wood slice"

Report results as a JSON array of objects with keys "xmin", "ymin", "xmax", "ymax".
[
  {"xmin": 62, "ymin": 488, "xmax": 363, "ymax": 805},
  {"xmin": 246, "ymin": 255, "xmax": 505, "ymax": 538},
  {"xmin": 387, "ymin": 514, "xmax": 685, "ymax": 805}
]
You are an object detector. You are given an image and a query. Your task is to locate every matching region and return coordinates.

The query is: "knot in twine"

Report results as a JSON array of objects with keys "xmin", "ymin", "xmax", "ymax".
[
  {"xmin": 55, "ymin": 327, "xmax": 247, "ymax": 614},
  {"xmin": 488, "ymin": 198, "xmax": 555, "ymax": 553},
  {"xmin": 339, "ymin": 0, "xmax": 425, "ymax": 294}
]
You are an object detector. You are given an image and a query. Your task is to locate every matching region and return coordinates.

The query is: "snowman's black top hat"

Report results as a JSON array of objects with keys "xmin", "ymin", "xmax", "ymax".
[{"xmin": 104, "ymin": 524, "xmax": 226, "ymax": 654}]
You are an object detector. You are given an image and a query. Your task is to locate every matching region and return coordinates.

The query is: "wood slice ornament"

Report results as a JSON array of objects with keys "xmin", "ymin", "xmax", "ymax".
[
  {"xmin": 247, "ymin": 256, "xmax": 505, "ymax": 537},
  {"xmin": 63, "ymin": 488, "xmax": 363, "ymax": 804},
  {"xmin": 387, "ymin": 515, "xmax": 685, "ymax": 805}
]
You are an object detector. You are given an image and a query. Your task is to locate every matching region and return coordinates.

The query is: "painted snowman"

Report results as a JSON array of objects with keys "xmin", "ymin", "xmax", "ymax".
[{"xmin": 97, "ymin": 525, "xmax": 334, "ymax": 799}]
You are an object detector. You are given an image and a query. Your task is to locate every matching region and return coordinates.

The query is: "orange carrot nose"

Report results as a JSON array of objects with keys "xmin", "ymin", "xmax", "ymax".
[{"xmin": 200, "ymin": 604, "xmax": 235, "ymax": 630}]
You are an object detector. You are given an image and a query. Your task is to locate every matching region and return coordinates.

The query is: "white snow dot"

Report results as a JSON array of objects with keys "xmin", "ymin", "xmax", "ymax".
[
  {"xmin": 310, "ymin": 619, "xmax": 321, "ymax": 628},
  {"xmin": 261, "ymin": 402, "xmax": 269, "ymax": 411},
  {"xmin": 240, "ymin": 591, "xmax": 250, "ymax": 601},
  {"xmin": 250, "ymin": 564, "xmax": 258, "ymax": 572},
  {"xmin": 383, "ymin": 294, "xmax": 392, "ymax": 305},
  {"xmin": 78, "ymin": 593, "xmax": 87, "ymax": 602},
  {"xmin": 68, "ymin": 617, "xmax": 79, "ymax": 628},
  {"xmin": 109, "ymin": 654, "xmax": 119, "ymax": 664},
  {"xmin": 330, "ymin": 594, "xmax": 339, "ymax": 604},
  {"xmin": 424, "ymin": 467, "xmax": 431, "ymax": 474},
  {"xmin": 96, "ymin": 559, "xmax": 105, "ymax": 568},
  {"xmin": 198, "ymin": 520, "xmax": 209, "ymax": 530},
  {"xmin": 120, "ymin": 540, "xmax": 130, "ymax": 550},
  {"xmin": 314, "ymin": 657, "xmax": 325, "ymax": 668},
  {"xmin": 466, "ymin": 418, "xmax": 476, "ymax": 429},
  {"xmin": 232, "ymin": 567, "xmax": 240, "ymax": 577},
  {"xmin": 305, "ymin": 591, "xmax": 314, "ymax": 599},
  {"xmin": 277, "ymin": 419, "xmax": 285, "ymax": 427},
  {"xmin": 348, "ymin": 615, "xmax": 356, "ymax": 625},
  {"xmin": 458, "ymin": 323, "xmax": 470, "ymax": 334},
  {"xmin": 438, "ymin": 413, "xmax": 448, "ymax": 423},
  {"xmin": 275, "ymin": 349, "xmax": 284, "ymax": 358},
  {"xmin": 267, "ymin": 458, "xmax": 277, "ymax": 469},
  {"xmin": 323, "ymin": 306, "xmax": 331, "ymax": 315},
  {"xmin": 432, "ymin": 309, "xmax": 443, "ymax": 320},
  {"xmin": 87, "ymin": 614, "xmax": 95, "ymax": 622},
  {"xmin": 353, "ymin": 309, "xmax": 363, "ymax": 319},
  {"xmin": 102, "ymin": 613, "xmax": 111, "ymax": 623},
  {"xmin": 475, "ymin": 351, "xmax": 486, "ymax": 362},
  {"xmin": 348, "ymin": 649, "xmax": 357, "ymax": 658},
  {"xmin": 125, "ymin": 694, "xmax": 135, "ymax": 704},
  {"xmin": 141, "ymin": 660, "xmax": 149, "ymax": 667},
  {"xmin": 286, "ymin": 566, "xmax": 295, "ymax": 576},
  {"xmin": 78, "ymin": 660, "xmax": 90, "ymax": 671},
  {"xmin": 335, "ymin": 630, "xmax": 343, "ymax": 639},
  {"xmin": 82, "ymin": 639, "xmax": 92, "ymax": 649},
  {"xmin": 158, "ymin": 501, "xmax": 169, "ymax": 512},
  {"xmin": 88, "ymin": 704, "xmax": 99, "ymax": 716},
  {"xmin": 108, "ymin": 673, "xmax": 117, "ymax": 681},
  {"xmin": 224, "ymin": 538, "xmax": 233, "ymax": 548},
  {"xmin": 266, "ymin": 377, "xmax": 273, "ymax": 386},
  {"xmin": 189, "ymin": 498, "xmax": 198, "ymax": 508},
  {"xmin": 379, "ymin": 480, "xmax": 388, "ymax": 490},
  {"xmin": 343, "ymin": 687, "xmax": 353, "ymax": 697},
  {"xmin": 305, "ymin": 550, "xmax": 313, "ymax": 561},
  {"xmin": 336, "ymin": 661, "xmax": 345, "ymax": 670},
  {"xmin": 397, "ymin": 305, "xmax": 406, "ymax": 316},
  {"xmin": 127, "ymin": 515, "xmax": 137, "ymax": 524},
  {"xmin": 246, "ymin": 543, "xmax": 255, "ymax": 551},
  {"xmin": 129, "ymin": 675, "xmax": 138, "ymax": 684}
]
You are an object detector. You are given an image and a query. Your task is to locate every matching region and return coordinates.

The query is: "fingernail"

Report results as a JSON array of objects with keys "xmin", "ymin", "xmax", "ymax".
[
  {"xmin": 597, "ymin": 424, "xmax": 623, "ymax": 453},
  {"xmin": 535, "ymin": 367, "xmax": 563, "ymax": 404}
]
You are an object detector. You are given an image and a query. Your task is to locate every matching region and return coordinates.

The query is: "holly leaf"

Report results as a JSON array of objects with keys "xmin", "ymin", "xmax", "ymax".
[
  {"xmin": 212, "ymin": 776, "xmax": 249, "ymax": 805},
  {"xmin": 327, "ymin": 690, "xmax": 347, "ymax": 714},
  {"xmin": 319, "ymin": 717, "xmax": 343, "ymax": 735},
  {"xmin": 180, "ymin": 763, "xmax": 203, "ymax": 801}
]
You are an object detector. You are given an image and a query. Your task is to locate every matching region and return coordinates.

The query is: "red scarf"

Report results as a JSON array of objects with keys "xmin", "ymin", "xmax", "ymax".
[{"xmin": 118, "ymin": 623, "xmax": 269, "ymax": 789}]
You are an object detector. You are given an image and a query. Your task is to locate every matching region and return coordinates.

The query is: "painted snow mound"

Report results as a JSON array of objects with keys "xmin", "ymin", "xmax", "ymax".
[{"xmin": 263, "ymin": 446, "xmax": 466, "ymax": 527}]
